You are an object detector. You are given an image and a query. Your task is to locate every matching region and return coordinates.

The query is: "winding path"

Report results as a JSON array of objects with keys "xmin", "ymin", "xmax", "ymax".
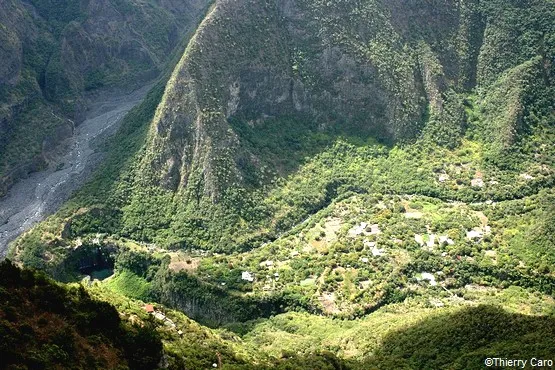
[{"xmin": 0, "ymin": 83, "xmax": 153, "ymax": 256}]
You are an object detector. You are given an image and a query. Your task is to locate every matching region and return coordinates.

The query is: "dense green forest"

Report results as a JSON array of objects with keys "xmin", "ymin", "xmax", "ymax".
[{"xmin": 2, "ymin": 0, "xmax": 554, "ymax": 368}]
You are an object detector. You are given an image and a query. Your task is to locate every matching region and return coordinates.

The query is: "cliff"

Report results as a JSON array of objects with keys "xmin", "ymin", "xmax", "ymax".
[
  {"xmin": 0, "ymin": 0, "xmax": 211, "ymax": 197},
  {"xmin": 120, "ymin": 0, "xmax": 553, "ymax": 249}
]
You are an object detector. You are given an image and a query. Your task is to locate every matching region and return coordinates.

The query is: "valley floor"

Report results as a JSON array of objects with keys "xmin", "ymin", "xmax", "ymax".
[{"xmin": 0, "ymin": 83, "xmax": 153, "ymax": 255}]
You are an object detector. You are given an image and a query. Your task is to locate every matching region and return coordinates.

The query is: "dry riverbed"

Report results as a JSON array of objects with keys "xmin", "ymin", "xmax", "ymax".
[{"xmin": 0, "ymin": 83, "xmax": 153, "ymax": 256}]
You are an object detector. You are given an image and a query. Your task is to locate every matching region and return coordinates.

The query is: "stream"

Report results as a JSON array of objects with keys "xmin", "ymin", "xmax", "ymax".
[{"xmin": 0, "ymin": 83, "xmax": 153, "ymax": 256}]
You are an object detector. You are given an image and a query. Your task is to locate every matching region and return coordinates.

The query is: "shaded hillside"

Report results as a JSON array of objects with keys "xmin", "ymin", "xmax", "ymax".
[
  {"xmin": 138, "ymin": 0, "xmax": 479, "ymax": 199},
  {"xmin": 365, "ymin": 305, "xmax": 555, "ymax": 369},
  {"xmin": 0, "ymin": 260, "xmax": 162, "ymax": 370},
  {"xmin": 115, "ymin": 0, "xmax": 553, "ymax": 250},
  {"xmin": 0, "ymin": 0, "xmax": 210, "ymax": 197},
  {"xmin": 3, "ymin": 259, "xmax": 554, "ymax": 370},
  {"xmin": 137, "ymin": 0, "xmax": 552, "ymax": 197}
]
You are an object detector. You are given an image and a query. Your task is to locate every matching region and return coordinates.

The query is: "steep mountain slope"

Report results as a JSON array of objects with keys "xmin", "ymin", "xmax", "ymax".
[
  {"xmin": 5, "ymin": 0, "xmax": 555, "ymax": 368},
  {"xmin": 0, "ymin": 0, "xmax": 210, "ymax": 197},
  {"xmin": 138, "ymin": 0, "xmax": 476, "ymax": 199},
  {"xmin": 112, "ymin": 0, "xmax": 553, "ymax": 251}
]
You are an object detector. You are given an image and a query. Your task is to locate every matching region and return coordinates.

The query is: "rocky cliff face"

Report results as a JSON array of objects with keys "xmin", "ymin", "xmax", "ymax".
[
  {"xmin": 118, "ymin": 0, "xmax": 554, "ymax": 251},
  {"xmin": 0, "ymin": 25, "xmax": 22, "ymax": 87},
  {"xmin": 138, "ymin": 0, "xmax": 488, "ymax": 201},
  {"xmin": 0, "ymin": 0, "xmax": 210, "ymax": 197},
  {"xmin": 43, "ymin": 0, "xmax": 202, "ymax": 104}
]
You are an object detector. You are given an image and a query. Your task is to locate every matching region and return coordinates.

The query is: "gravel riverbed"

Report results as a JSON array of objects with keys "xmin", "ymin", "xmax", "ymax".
[{"xmin": 0, "ymin": 83, "xmax": 153, "ymax": 256}]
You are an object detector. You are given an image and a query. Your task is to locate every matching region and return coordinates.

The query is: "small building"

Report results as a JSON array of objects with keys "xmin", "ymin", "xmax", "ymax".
[
  {"xmin": 471, "ymin": 178, "xmax": 485, "ymax": 188},
  {"xmin": 242, "ymin": 271, "xmax": 255, "ymax": 282},
  {"xmin": 371, "ymin": 247, "xmax": 385, "ymax": 257},
  {"xmin": 438, "ymin": 174, "xmax": 450, "ymax": 183},
  {"xmin": 426, "ymin": 234, "xmax": 436, "ymax": 248},
  {"xmin": 520, "ymin": 173, "xmax": 534, "ymax": 180},
  {"xmin": 420, "ymin": 272, "xmax": 437, "ymax": 286},
  {"xmin": 414, "ymin": 234, "xmax": 424, "ymax": 246},
  {"xmin": 439, "ymin": 235, "xmax": 455, "ymax": 245},
  {"xmin": 370, "ymin": 224, "xmax": 381, "ymax": 235},
  {"xmin": 144, "ymin": 304, "xmax": 155, "ymax": 313},
  {"xmin": 466, "ymin": 229, "xmax": 483, "ymax": 240}
]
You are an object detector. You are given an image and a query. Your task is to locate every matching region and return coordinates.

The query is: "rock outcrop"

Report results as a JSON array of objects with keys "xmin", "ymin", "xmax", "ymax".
[
  {"xmin": 0, "ymin": 25, "xmax": 22, "ymax": 86},
  {"xmin": 0, "ymin": 0, "xmax": 211, "ymax": 197},
  {"xmin": 139, "ymin": 0, "xmax": 489, "ymax": 201}
]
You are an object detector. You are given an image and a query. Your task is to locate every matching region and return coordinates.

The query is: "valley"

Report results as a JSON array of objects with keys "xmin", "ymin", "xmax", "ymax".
[
  {"xmin": 0, "ymin": 83, "xmax": 152, "ymax": 255},
  {"xmin": 1, "ymin": 0, "xmax": 554, "ymax": 369}
]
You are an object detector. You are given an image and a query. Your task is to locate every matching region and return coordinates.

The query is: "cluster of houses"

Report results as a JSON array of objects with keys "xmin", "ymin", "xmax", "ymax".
[
  {"xmin": 348, "ymin": 222, "xmax": 381, "ymax": 237},
  {"xmin": 414, "ymin": 233, "xmax": 455, "ymax": 249},
  {"xmin": 466, "ymin": 225, "xmax": 491, "ymax": 241},
  {"xmin": 438, "ymin": 170, "xmax": 536, "ymax": 188}
]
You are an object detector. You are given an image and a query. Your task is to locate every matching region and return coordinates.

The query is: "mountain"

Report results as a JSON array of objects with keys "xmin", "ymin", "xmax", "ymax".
[
  {"xmin": 3, "ymin": 0, "xmax": 555, "ymax": 368},
  {"xmin": 0, "ymin": 0, "xmax": 210, "ymax": 197},
  {"xmin": 81, "ymin": 0, "xmax": 553, "ymax": 252}
]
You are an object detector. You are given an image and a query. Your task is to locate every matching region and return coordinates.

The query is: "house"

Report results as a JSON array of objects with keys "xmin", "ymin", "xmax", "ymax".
[
  {"xmin": 144, "ymin": 304, "xmax": 155, "ymax": 313},
  {"xmin": 471, "ymin": 178, "xmax": 485, "ymax": 188},
  {"xmin": 420, "ymin": 272, "xmax": 437, "ymax": 286},
  {"xmin": 242, "ymin": 271, "xmax": 255, "ymax": 282},
  {"xmin": 466, "ymin": 229, "xmax": 483, "ymax": 240},
  {"xmin": 414, "ymin": 234, "xmax": 424, "ymax": 246},
  {"xmin": 520, "ymin": 173, "xmax": 534, "ymax": 180},
  {"xmin": 438, "ymin": 174, "xmax": 450, "ymax": 183},
  {"xmin": 426, "ymin": 234, "xmax": 436, "ymax": 248},
  {"xmin": 371, "ymin": 247, "xmax": 385, "ymax": 256},
  {"xmin": 439, "ymin": 235, "xmax": 455, "ymax": 245}
]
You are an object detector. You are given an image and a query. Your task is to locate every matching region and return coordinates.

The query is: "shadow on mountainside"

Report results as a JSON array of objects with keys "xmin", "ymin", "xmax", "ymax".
[{"xmin": 363, "ymin": 305, "xmax": 555, "ymax": 370}]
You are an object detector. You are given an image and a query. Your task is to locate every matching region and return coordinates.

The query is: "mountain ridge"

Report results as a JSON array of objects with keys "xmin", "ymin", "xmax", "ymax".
[{"xmin": 0, "ymin": 0, "xmax": 211, "ymax": 197}]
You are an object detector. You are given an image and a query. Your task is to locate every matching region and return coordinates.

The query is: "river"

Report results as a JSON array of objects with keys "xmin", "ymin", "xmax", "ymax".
[{"xmin": 0, "ymin": 83, "xmax": 153, "ymax": 256}]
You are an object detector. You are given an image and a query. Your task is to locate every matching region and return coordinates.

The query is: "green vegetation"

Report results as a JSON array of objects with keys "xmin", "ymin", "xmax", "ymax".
[
  {"xmin": 0, "ymin": 0, "xmax": 210, "ymax": 194},
  {"xmin": 105, "ymin": 270, "xmax": 152, "ymax": 301},
  {"xmin": 0, "ymin": 260, "xmax": 162, "ymax": 370},
  {"xmin": 5, "ymin": 0, "xmax": 555, "ymax": 368},
  {"xmin": 365, "ymin": 305, "xmax": 555, "ymax": 369},
  {"xmin": 10, "ymin": 0, "xmax": 554, "ymax": 320},
  {"xmin": 4, "ymin": 260, "xmax": 554, "ymax": 369}
]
